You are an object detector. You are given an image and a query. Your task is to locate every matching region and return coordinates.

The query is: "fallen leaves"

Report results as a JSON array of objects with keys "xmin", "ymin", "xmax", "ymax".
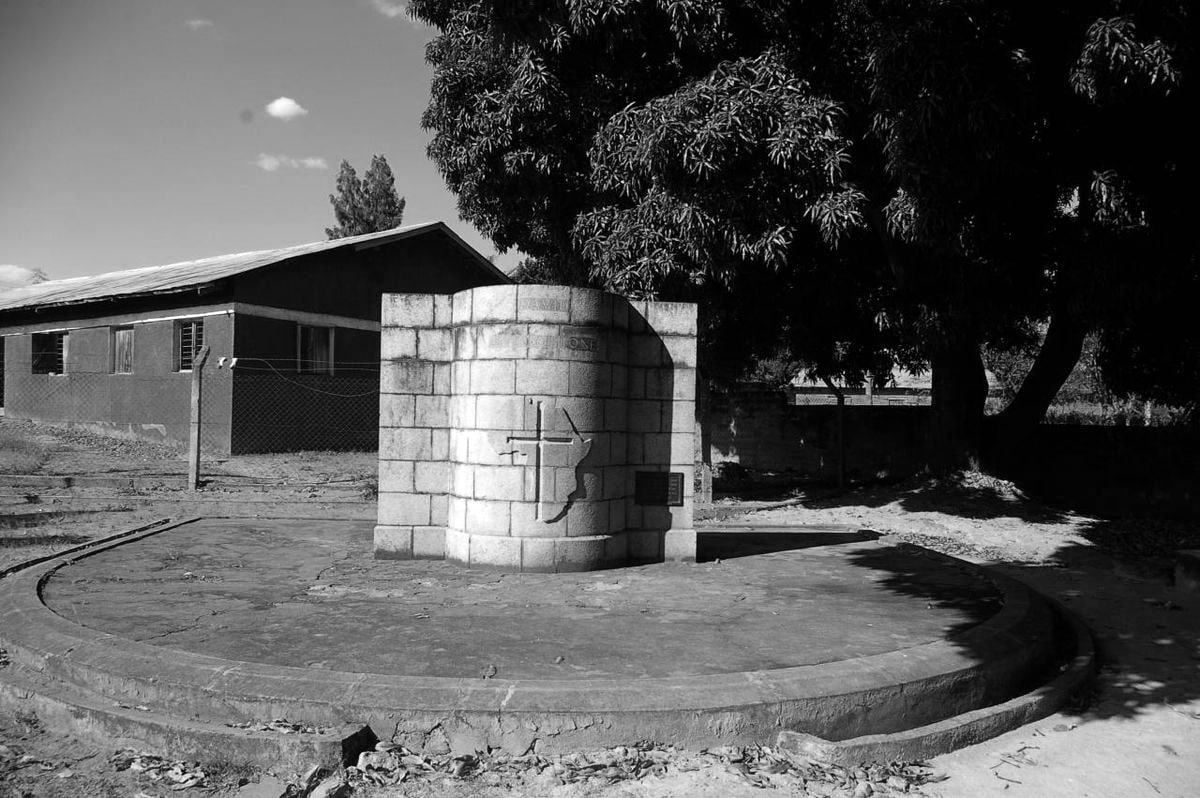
[{"xmin": 111, "ymin": 750, "xmax": 206, "ymax": 790}]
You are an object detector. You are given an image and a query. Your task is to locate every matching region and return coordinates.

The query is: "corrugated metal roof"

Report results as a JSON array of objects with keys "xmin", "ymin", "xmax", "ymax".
[{"xmin": 0, "ymin": 221, "xmax": 503, "ymax": 313}]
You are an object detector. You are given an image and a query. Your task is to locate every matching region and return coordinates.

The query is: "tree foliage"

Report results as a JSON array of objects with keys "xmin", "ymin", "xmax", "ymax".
[
  {"xmin": 325, "ymin": 155, "xmax": 407, "ymax": 239},
  {"xmin": 413, "ymin": 0, "xmax": 1198, "ymax": 456}
]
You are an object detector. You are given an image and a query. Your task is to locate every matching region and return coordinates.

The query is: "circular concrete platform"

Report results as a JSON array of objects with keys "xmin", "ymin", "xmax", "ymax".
[{"xmin": 0, "ymin": 518, "xmax": 1088, "ymax": 761}]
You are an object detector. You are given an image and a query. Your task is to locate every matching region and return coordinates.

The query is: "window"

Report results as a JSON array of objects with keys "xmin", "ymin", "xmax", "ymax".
[
  {"xmin": 175, "ymin": 320, "xmax": 204, "ymax": 371},
  {"xmin": 297, "ymin": 325, "xmax": 334, "ymax": 374},
  {"xmin": 111, "ymin": 327, "xmax": 134, "ymax": 374},
  {"xmin": 32, "ymin": 331, "xmax": 68, "ymax": 374}
]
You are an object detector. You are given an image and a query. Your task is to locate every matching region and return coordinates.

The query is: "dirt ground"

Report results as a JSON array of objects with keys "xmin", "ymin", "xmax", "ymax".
[{"xmin": 2, "ymin": 425, "xmax": 1199, "ymax": 797}]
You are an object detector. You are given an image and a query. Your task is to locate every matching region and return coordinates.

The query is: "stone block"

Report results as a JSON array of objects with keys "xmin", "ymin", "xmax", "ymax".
[
  {"xmin": 609, "ymin": 432, "xmax": 628, "ymax": 463},
  {"xmin": 454, "ymin": 327, "xmax": 476, "ymax": 359},
  {"xmin": 661, "ymin": 334, "xmax": 697, "ymax": 368},
  {"xmin": 602, "ymin": 466, "xmax": 626, "ymax": 500},
  {"xmin": 448, "ymin": 495, "xmax": 467, "ymax": 530},
  {"xmin": 668, "ymin": 432, "xmax": 694, "ymax": 465},
  {"xmin": 646, "ymin": 301, "xmax": 698, "ymax": 336},
  {"xmin": 379, "ymin": 394, "xmax": 415, "ymax": 428},
  {"xmin": 418, "ymin": 328, "xmax": 453, "ymax": 361},
  {"xmin": 373, "ymin": 525, "xmax": 413, "ymax": 559},
  {"xmin": 566, "ymin": 500, "xmax": 609, "ymax": 537},
  {"xmin": 466, "ymin": 499, "xmax": 511, "ymax": 535},
  {"xmin": 627, "ymin": 367, "xmax": 646, "ymax": 399},
  {"xmin": 625, "ymin": 502, "xmax": 643, "ymax": 531},
  {"xmin": 552, "ymin": 396, "xmax": 605, "ymax": 432},
  {"xmin": 378, "ymin": 459, "xmax": 414, "ymax": 492},
  {"xmin": 666, "ymin": 402, "xmax": 695, "ymax": 433},
  {"xmin": 383, "ymin": 294, "xmax": 434, "ymax": 328},
  {"xmin": 415, "ymin": 461, "xmax": 450, "ymax": 494},
  {"xmin": 610, "ymin": 365, "xmax": 628, "ymax": 397},
  {"xmin": 628, "ymin": 400, "xmax": 663, "ymax": 433},
  {"xmin": 555, "ymin": 536, "xmax": 607, "ymax": 572},
  {"xmin": 470, "ymin": 534, "xmax": 522, "ymax": 569},
  {"xmin": 451, "ymin": 292, "xmax": 472, "ymax": 326},
  {"xmin": 568, "ymin": 288, "xmax": 611, "ymax": 325},
  {"xmin": 449, "ymin": 395, "xmax": 476, "ymax": 428},
  {"xmin": 517, "ymin": 285, "xmax": 571, "ymax": 322},
  {"xmin": 611, "ymin": 298, "xmax": 630, "ymax": 330},
  {"xmin": 433, "ymin": 294, "xmax": 454, "ymax": 327},
  {"xmin": 472, "ymin": 285, "xmax": 518, "ymax": 323},
  {"xmin": 627, "ymin": 434, "xmax": 644, "ymax": 465},
  {"xmin": 664, "ymin": 528, "xmax": 697, "ymax": 562},
  {"xmin": 673, "ymin": 368, "xmax": 697, "ymax": 400},
  {"xmin": 471, "ymin": 360, "xmax": 516, "ymax": 394},
  {"xmin": 430, "ymin": 494, "xmax": 448, "ymax": 526},
  {"xmin": 380, "ymin": 428, "xmax": 432, "ymax": 461},
  {"xmin": 643, "ymin": 369, "xmax": 673, "ymax": 400},
  {"xmin": 516, "ymin": 360, "xmax": 569, "ymax": 395},
  {"xmin": 472, "ymin": 324, "xmax": 528, "ymax": 359},
  {"xmin": 604, "ymin": 398, "xmax": 627, "ymax": 431},
  {"xmin": 509, "ymin": 502, "xmax": 568, "ymax": 538},
  {"xmin": 475, "ymin": 394, "xmax": 526, "ymax": 430},
  {"xmin": 434, "ymin": 363, "xmax": 452, "ymax": 395},
  {"xmin": 451, "ymin": 361, "xmax": 471, "ymax": 394},
  {"xmin": 568, "ymin": 362, "xmax": 611, "ymax": 397},
  {"xmin": 473, "ymin": 465, "xmax": 524, "ymax": 500},
  {"xmin": 628, "ymin": 334, "xmax": 663, "ymax": 367},
  {"xmin": 520, "ymin": 538, "xmax": 557, "ymax": 571},
  {"xmin": 604, "ymin": 533, "xmax": 628, "ymax": 564},
  {"xmin": 416, "ymin": 395, "xmax": 450, "ymax": 428},
  {"xmin": 444, "ymin": 528, "xmax": 470, "ymax": 563},
  {"xmin": 451, "ymin": 429, "xmax": 470, "ymax": 462},
  {"xmin": 627, "ymin": 530, "xmax": 663, "ymax": 560},
  {"xmin": 381, "ymin": 328, "xmax": 418, "ymax": 359},
  {"xmin": 381, "ymin": 360, "xmax": 434, "ymax": 394},
  {"xmin": 452, "ymin": 464, "xmax": 474, "ymax": 498},
  {"xmin": 378, "ymin": 492, "xmax": 431, "ymax": 526},
  {"xmin": 608, "ymin": 499, "xmax": 626, "ymax": 532},
  {"xmin": 413, "ymin": 526, "xmax": 445, "ymax": 559},
  {"xmin": 468, "ymin": 429, "xmax": 506, "ymax": 463},
  {"xmin": 432, "ymin": 428, "xmax": 449, "ymax": 460}
]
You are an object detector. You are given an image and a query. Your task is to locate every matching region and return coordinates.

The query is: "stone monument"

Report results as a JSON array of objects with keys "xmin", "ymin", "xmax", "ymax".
[{"xmin": 374, "ymin": 284, "xmax": 696, "ymax": 571}]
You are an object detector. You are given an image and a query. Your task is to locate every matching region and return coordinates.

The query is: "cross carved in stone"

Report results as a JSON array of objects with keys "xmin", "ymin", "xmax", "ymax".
[{"xmin": 499, "ymin": 400, "xmax": 592, "ymax": 520}]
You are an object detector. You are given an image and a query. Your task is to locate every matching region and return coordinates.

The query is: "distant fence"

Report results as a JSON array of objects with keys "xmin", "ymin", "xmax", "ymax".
[{"xmin": 705, "ymin": 385, "xmax": 932, "ymax": 482}]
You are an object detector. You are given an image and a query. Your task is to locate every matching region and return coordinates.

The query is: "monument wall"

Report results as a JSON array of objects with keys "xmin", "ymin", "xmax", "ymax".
[{"xmin": 375, "ymin": 285, "xmax": 697, "ymax": 571}]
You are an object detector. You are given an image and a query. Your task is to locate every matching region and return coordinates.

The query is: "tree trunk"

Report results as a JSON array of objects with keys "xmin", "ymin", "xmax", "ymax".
[
  {"xmin": 929, "ymin": 337, "xmax": 989, "ymax": 472},
  {"xmin": 997, "ymin": 312, "xmax": 1087, "ymax": 428}
]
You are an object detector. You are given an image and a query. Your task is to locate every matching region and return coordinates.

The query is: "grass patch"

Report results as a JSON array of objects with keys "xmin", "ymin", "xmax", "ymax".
[{"xmin": 0, "ymin": 427, "xmax": 49, "ymax": 474}]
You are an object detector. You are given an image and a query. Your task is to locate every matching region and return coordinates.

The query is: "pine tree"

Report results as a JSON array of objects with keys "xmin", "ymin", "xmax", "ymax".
[{"xmin": 325, "ymin": 155, "xmax": 406, "ymax": 239}]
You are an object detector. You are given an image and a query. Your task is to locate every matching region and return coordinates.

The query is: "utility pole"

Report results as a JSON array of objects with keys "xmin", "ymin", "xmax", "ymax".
[{"xmin": 188, "ymin": 345, "xmax": 211, "ymax": 490}]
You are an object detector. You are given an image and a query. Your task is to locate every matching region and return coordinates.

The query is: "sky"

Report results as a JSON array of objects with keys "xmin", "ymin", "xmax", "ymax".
[{"xmin": 0, "ymin": 0, "xmax": 520, "ymax": 288}]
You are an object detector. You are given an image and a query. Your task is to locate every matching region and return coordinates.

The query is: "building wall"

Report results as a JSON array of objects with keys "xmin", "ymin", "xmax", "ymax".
[
  {"xmin": 707, "ymin": 386, "xmax": 931, "ymax": 482},
  {"xmin": 2, "ymin": 309, "xmax": 234, "ymax": 452}
]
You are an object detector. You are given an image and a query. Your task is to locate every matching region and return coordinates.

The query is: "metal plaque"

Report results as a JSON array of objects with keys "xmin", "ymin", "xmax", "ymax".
[{"xmin": 634, "ymin": 471, "xmax": 684, "ymax": 507}]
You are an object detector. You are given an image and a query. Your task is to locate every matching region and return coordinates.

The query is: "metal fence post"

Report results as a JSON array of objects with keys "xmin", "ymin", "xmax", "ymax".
[{"xmin": 188, "ymin": 345, "xmax": 211, "ymax": 490}]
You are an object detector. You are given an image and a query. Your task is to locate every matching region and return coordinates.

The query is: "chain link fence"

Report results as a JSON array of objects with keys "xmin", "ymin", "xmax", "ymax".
[{"xmin": 229, "ymin": 363, "xmax": 379, "ymax": 454}]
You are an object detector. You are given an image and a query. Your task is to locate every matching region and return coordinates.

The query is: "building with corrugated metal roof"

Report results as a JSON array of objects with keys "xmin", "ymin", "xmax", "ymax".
[{"xmin": 0, "ymin": 223, "xmax": 507, "ymax": 453}]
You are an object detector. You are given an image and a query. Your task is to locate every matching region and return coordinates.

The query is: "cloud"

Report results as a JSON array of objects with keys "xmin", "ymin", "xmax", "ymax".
[
  {"xmin": 185, "ymin": 19, "xmax": 214, "ymax": 30},
  {"xmin": 0, "ymin": 264, "xmax": 47, "ymax": 290},
  {"xmin": 368, "ymin": 0, "xmax": 427, "ymax": 27},
  {"xmin": 265, "ymin": 97, "xmax": 308, "ymax": 121},
  {"xmin": 252, "ymin": 154, "xmax": 328, "ymax": 172},
  {"xmin": 370, "ymin": 0, "xmax": 408, "ymax": 18}
]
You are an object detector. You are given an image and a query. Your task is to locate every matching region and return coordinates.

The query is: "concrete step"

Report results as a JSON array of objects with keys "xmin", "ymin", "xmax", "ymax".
[{"xmin": 0, "ymin": 662, "xmax": 370, "ymax": 776}]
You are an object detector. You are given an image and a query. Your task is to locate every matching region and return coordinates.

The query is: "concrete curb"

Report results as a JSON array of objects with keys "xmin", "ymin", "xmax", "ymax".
[
  {"xmin": 0, "ymin": 520, "xmax": 1080, "ymax": 759},
  {"xmin": 777, "ymin": 601, "xmax": 1096, "ymax": 764}
]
